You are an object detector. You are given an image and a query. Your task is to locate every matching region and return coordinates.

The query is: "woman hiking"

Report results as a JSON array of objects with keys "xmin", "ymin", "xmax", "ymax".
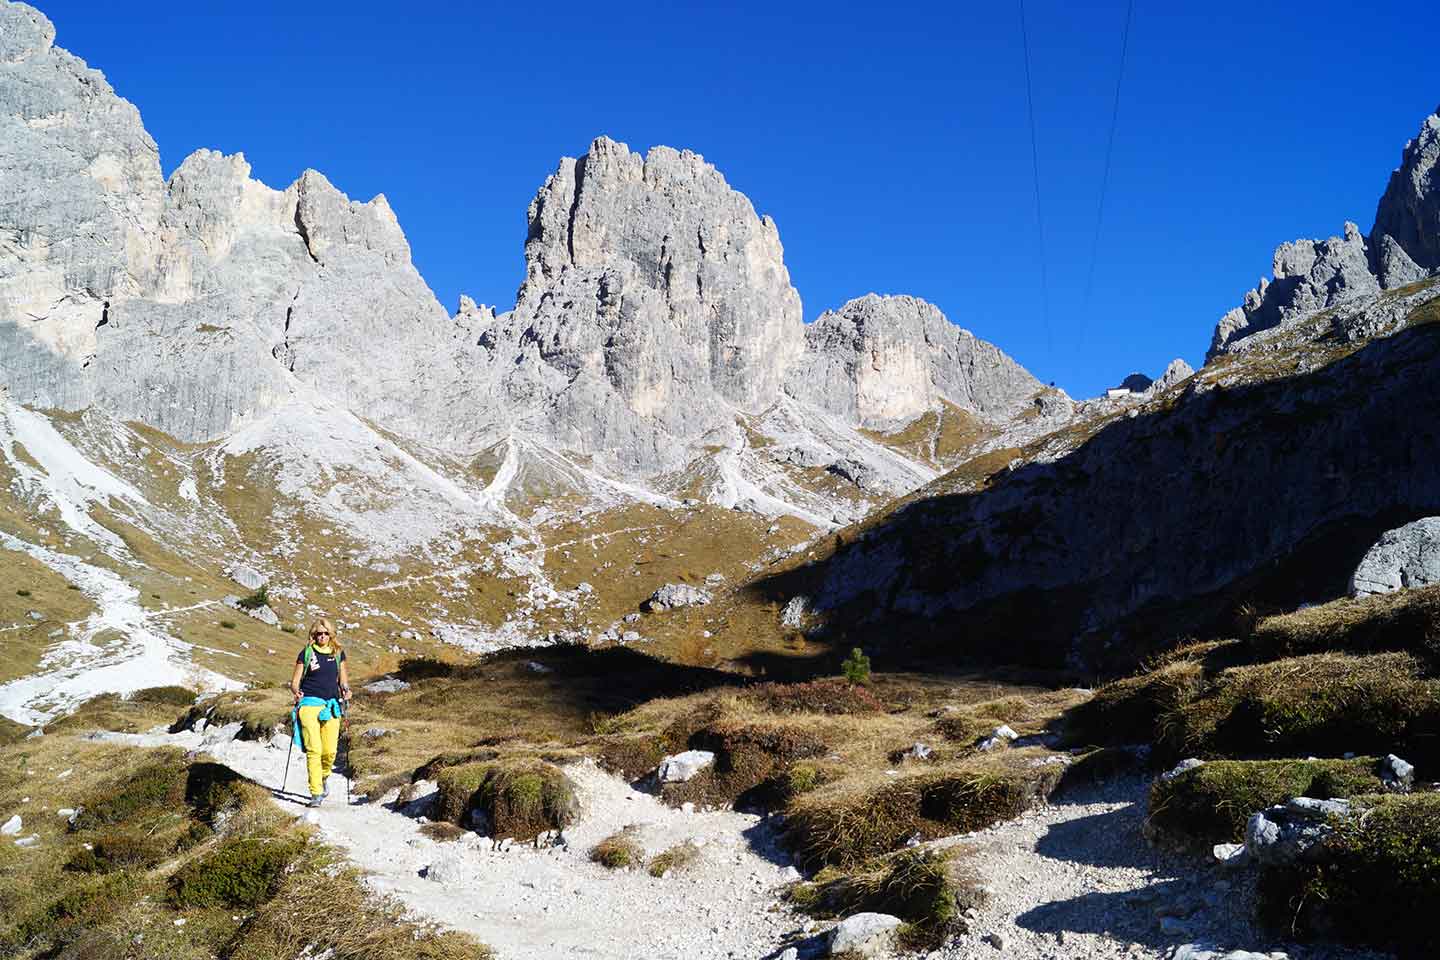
[{"xmin": 288, "ymin": 617, "xmax": 351, "ymax": 807}]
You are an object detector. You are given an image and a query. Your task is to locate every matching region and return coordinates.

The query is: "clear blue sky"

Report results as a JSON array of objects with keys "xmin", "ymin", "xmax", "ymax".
[{"xmin": 37, "ymin": 0, "xmax": 1440, "ymax": 398}]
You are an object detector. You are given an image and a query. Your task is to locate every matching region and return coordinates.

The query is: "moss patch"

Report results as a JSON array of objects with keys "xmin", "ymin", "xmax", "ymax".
[
  {"xmin": 1147, "ymin": 757, "xmax": 1385, "ymax": 848},
  {"xmin": 435, "ymin": 759, "xmax": 578, "ymax": 841}
]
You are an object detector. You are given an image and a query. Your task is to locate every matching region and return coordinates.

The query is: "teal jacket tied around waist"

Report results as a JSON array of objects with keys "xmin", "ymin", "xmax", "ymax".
[{"xmin": 291, "ymin": 696, "xmax": 344, "ymax": 750}]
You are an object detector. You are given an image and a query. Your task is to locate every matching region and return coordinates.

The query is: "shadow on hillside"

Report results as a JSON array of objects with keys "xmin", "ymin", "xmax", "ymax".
[
  {"xmin": 386, "ymin": 645, "xmax": 744, "ymax": 725},
  {"xmin": 742, "ymin": 322, "xmax": 1440, "ymax": 676}
]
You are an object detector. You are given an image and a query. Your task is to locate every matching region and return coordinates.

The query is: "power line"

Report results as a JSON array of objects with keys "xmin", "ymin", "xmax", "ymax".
[
  {"xmin": 1018, "ymin": 0, "xmax": 1052, "ymax": 356},
  {"xmin": 1078, "ymin": 0, "xmax": 1135, "ymax": 352}
]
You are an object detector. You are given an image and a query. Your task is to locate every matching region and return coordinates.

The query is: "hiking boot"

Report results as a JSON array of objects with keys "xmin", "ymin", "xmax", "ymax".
[{"xmin": 307, "ymin": 795, "xmax": 323, "ymax": 808}]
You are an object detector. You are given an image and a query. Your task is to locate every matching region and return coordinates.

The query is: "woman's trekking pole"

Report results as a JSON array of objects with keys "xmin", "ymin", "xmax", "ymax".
[
  {"xmin": 343, "ymin": 705, "xmax": 352, "ymax": 804},
  {"xmin": 281, "ymin": 710, "xmax": 295, "ymax": 796}
]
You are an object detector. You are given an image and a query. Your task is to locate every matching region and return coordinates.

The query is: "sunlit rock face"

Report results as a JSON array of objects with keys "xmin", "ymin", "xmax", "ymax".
[{"xmin": 786, "ymin": 294, "xmax": 1041, "ymax": 429}]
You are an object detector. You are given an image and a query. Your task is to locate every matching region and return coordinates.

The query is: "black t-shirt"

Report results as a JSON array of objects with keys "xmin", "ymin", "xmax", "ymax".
[{"xmin": 297, "ymin": 646, "xmax": 344, "ymax": 700}]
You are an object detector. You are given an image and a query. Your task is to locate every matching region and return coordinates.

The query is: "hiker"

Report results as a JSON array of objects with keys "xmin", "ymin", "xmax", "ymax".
[{"xmin": 288, "ymin": 617, "xmax": 351, "ymax": 807}]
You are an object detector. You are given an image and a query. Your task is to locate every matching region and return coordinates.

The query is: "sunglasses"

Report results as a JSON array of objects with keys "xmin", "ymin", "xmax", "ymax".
[{"xmin": 312, "ymin": 631, "xmax": 331, "ymax": 638}]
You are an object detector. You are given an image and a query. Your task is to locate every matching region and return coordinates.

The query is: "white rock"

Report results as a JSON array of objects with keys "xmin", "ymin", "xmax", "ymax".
[
  {"xmin": 226, "ymin": 564, "xmax": 267, "ymax": 591},
  {"xmin": 657, "ymin": 750, "xmax": 716, "ymax": 783},
  {"xmin": 826, "ymin": 912, "xmax": 903, "ymax": 957},
  {"xmin": 1, "ymin": 815, "xmax": 21, "ymax": 836},
  {"xmin": 1160, "ymin": 758, "xmax": 1205, "ymax": 781},
  {"xmin": 1350, "ymin": 517, "xmax": 1440, "ymax": 596}
]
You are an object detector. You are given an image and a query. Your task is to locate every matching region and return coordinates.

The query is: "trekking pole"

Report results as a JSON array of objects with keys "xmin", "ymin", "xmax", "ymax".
[
  {"xmin": 343, "ymin": 703, "xmax": 352, "ymax": 804},
  {"xmin": 281, "ymin": 709, "xmax": 295, "ymax": 796}
]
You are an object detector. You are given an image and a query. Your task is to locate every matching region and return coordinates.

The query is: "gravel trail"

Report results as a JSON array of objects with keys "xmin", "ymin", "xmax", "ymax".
[
  {"xmin": 932, "ymin": 777, "xmax": 1393, "ymax": 960},
  {"xmin": 90, "ymin": 731, "xmax": 1397, "ymax": 960}
]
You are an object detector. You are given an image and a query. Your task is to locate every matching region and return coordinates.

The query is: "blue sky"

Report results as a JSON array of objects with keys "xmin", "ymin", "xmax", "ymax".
[{"xmin": 38, "ymin": 1, "xmax": 1440, "ymax": 398}]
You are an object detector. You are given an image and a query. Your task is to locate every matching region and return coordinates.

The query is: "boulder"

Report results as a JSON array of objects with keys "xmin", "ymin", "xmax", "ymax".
[
  {"xmin": 1244, "ymin": 797, "xmax": 1349, "ymax": 867},
  {"xmin": 1349, "ymin": 517, "xmax": 1440, "ymax": 596},
  {"xmin": 226, "ymin": 564, "xmax": 267, "ymax": 591},
  {"xmin": 825, "ymin": 912, "xmax": 903, "ymax": 957},
  {"xmin": 1172, "ymin": 946, "xmax": 1289, "ymax": 960},
  {"xmin": 1, "ymin": 815, "xmax": 20, "ymax": 836},
  {"xmin": 1380, "ymin": 753, "xmax": 1415, "ymax": 792},
  {"xmin": 644, "ymin": 583, "xmax": 712, "ymax": 612},
  {"xmin": 1161, "ymin": 758, "xmax": 1206, "ymax": 782},
  {"xmin": 977, "ymin": 724, "xmax": 1019, "ymax": 752},
  {"xmin": 363, "ymin": 677, "xmax": 410, "ymax": 694},
  {"xmin": 657, "ymin": 750, "xmax": 715, "ymax": 783}
]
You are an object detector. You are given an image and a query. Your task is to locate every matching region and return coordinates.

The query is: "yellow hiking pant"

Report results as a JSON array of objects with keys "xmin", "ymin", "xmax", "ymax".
[{"xmin": 297, "ymin": 705, "xmax": 341, "ymax": 796}]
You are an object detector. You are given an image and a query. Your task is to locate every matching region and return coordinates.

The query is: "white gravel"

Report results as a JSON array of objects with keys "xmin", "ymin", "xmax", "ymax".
[{"xmin": 931, "ymin": 776, "xmax": 1394, "ymax": 960}]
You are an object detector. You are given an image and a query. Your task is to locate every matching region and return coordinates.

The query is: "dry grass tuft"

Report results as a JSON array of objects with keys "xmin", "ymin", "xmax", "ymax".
[
  {"xmin": 647, "ymin": 840, "xmax": 701, "ymax": 877},
  {"xmin": 589, "ymin": 827, "xmax": 645, "ymax": 870},
  {"xmin": 1252, "ymin": 585, "xmax": 1440, "ymax": 665},
  {"xmin": 1169, "ymin": 651, "xmax": 1440, "ymax": 765},
  {"xmin": 1061, "ymin": 660, "xmax": 1206, "ymax": 751},
  {"xmin": 785, "ymin": 753, "xmax": 1064, "ymax": 868}
]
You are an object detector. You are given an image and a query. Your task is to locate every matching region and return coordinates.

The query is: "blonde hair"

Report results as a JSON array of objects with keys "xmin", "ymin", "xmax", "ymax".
[{"xmin": 307, "ymin": 617, "xmax": 342, "ymax": 654}]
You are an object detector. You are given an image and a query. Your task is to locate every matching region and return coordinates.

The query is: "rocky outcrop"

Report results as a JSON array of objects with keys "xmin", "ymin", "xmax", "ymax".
[
  {"xmin": 1208, "ymin": 223, "xmax": 1379, "ymax": 359},
  {"xmin": 1210, "ymin": 108, "xmax": 1440, "ymax": 359},
  {"xmin": 1372, "ymin": 107, "xmax": 1440, "ymax": 284},
  {"xmin": 796, "ymin": 287, "xmax": 1440, "ymax": 672},
  {"xmin": 0, "ymin": 2, "xmax": 469, "ymax": 443},
  {"xmin": 785, "ymin": 294, "xmax": 1043, "ymax": 428}
]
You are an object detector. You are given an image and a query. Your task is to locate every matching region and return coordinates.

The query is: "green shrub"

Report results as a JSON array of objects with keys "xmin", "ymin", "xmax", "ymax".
[
  {"xmin": 647, "ymin": 840, "xmax": 700, "ymax": 877},
  {"xmin": 589, "ymin": 828, "xmax": 643, "ymax": 869},
  {"xmin": 1147, "ymin": 758, "xmax": 1385, "ymax": 848},
  {"xmin": 220, "ymin": 620, "xmax": 237, "ymax": 630},
  {"xmin": 435, "ymin": 760, "xmax": 578, "ymax": 841},
  {"xmin": 1257, "ymin": 793, "xmax": 1440, "ymax": 957},
  {"xmin": 236, "ymin": 585, "xmax": 270, "ymax": 611},
  {"xmin": 841, "ymin": 648, "xmax": 872, "ymax": 685},
  {"xmin": 129, "ymin": 685, "xmax": 198, "ymax": 706},
  {"xmin": 72, "ymin": 759, "xmax": 187, "ymax": 831},
  {"xmin": 2, "ymin": 873, "xmax": 143, "ymax": 956},
  {"xmin": 169, "ymin": 836, "xmax": 305, "ymax": 908},
  {"xmin": 15, "ymin": 589, "xmax": 30, "ymax": 597}
]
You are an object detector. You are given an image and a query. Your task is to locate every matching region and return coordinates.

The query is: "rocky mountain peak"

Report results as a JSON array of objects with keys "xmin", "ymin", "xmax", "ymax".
[
  {"xmin": 517, "ymin": 135, "xmax": 804, "ymax": 416},
  {"xmin": 785, "ymin": 294, "xmax": 1044, "ymax": 428},
  {"xmin": 1209, "ymin": 107, "xmax": 1440, "ymax": 360},
  {"xmin": 1371, "ymin": 106, "xmax": 1440, "ymax": 284}
]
